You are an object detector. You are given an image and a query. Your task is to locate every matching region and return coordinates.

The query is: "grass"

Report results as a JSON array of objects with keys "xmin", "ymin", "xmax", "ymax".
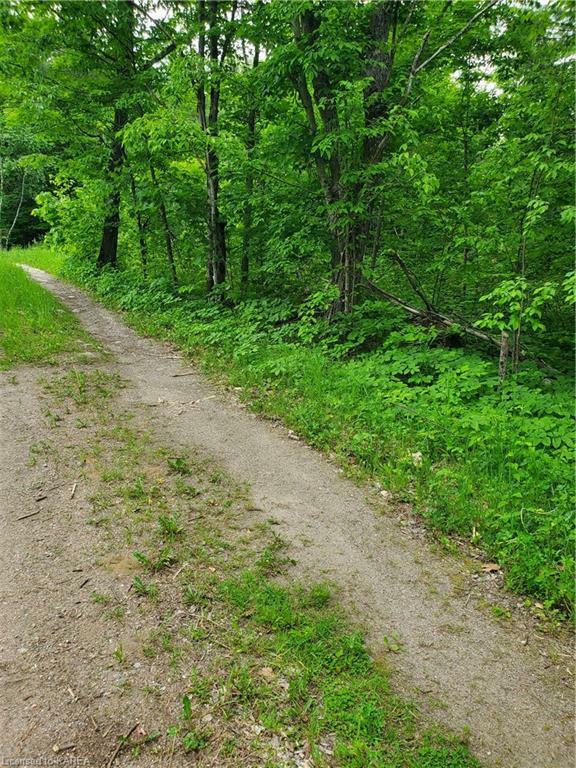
[
  {"xmin": 2, "ymin": 244, "xmax": 66, "ymax": 274},
  {"xmin": 0, "ymin": 258, "xmax": 88, "ymax": 368},
  {"xmin": 38, "ymin": 364, "xmax": 480, "ymax": 768}
]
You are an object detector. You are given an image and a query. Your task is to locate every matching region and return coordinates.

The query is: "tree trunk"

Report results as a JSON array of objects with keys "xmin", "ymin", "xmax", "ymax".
[
  {"xmin": 97, "ymin": 108, "xmax": 127, "ymax": 269},
  {"xmin": 196, "ymin": 0, "xmax": 234, "ymax": 292},
  {"xmin": 128, "ymin": 169, "xmax": 148, "ymax": 279},
  {"xmin": 4, "ymin": 167, "xmax": 27, "ymax": 250},
  {"xmin": 96, "ymin": 189, "xmax": 120, "ymax": 269},
  {"xmin": 241, "ymin": 39, "xmax": 260, "ymax": 293},
  {"xmin": 205, "ymin": 146, "xmax": 226, "ymax": 288},
  {"xmin": 148, "ymin": 161, "xmax": 177, "ymax": 284}
]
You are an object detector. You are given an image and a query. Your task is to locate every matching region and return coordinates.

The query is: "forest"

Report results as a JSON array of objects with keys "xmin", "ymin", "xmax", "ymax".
[{"xmin": 0, "ymin": 0, "xmax": 574, "ymax": 619}]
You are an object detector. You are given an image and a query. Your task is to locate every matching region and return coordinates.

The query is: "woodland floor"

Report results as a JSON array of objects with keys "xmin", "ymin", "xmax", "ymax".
[{"xmin": 0, "ymin": 266, "xmax": 574, "ymax": 768}]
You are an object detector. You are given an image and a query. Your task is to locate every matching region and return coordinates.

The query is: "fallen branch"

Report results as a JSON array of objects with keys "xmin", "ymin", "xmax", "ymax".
[
  {"xmin": 17, "ymin": 510, "xmax": 42, "ymax": 521},
  {"xmin": 106, "ymin": 723, "xmax": 140, "ymax": 768},
  {"xmin": 360, "ymin": 278, "xmax": 502, "ymax": 349},
  {"xmin": 388, "ymin": 250, "xmax": 435, "ymax": 312}
]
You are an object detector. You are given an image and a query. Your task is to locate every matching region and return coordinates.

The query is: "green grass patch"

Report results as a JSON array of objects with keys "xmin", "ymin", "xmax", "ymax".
[
  {"xmin": 217, "ymin": 571, "xmax": 478, "ymax": 767},
  {"xmin": 2, "ymin": 244, "xmax": 65, "ymax": 274},
  {"xmin": 0, "ymin": 258, "xmax": 87, "ymax": 368}
]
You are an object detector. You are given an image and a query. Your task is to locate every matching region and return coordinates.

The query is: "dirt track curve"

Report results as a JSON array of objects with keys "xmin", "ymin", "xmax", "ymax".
[{"xmin": 7, "ymin": 266, "xmax": 575, "ymax": 767}]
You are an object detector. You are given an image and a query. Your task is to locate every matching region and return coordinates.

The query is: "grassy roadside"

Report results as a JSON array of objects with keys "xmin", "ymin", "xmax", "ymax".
[
  {"xmin": 0, "ymin": 257, "xmax": 90, "ymax": 368},
  {"xmin": 37, "ymin": 366, "xmax": 480, "ymax": 767},
  {"xmin": 7, "ymin": 245, "xmax": 574, "ymax": 616},
  {"xmin": 3, "ymin": 243, "xmax": 66, "ymax": 275}
]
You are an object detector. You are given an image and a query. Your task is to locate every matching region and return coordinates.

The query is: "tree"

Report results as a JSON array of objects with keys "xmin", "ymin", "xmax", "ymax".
[
  {"xmin": 193, "ymin": 0, "xmax": 238, "ymax": 290},
  {"xmin": 280, "ymin": 0, "xmax": 500, "ymax": 315}
]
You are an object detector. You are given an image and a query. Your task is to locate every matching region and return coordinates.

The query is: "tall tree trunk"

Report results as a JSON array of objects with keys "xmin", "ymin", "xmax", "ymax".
[
  {"xmin": 196, "ymin": 0, "xmax": 235, "ymax": 291},
  {"xmin": 292, "ymin": 5, "xmax": 399, "ymax": 316},
  {"xmin": 292, "ymin": 11, "xmax": 351, "ymax": 314},
  {"xmin": 205, "ymin": 146, "xmax": 226, "ymax": 288},
  {"xmin": 241, "ymin": 39, "xmax": 260, "ymax": 292},
  {"xmin": 97, "ymin": 107, "xmax": 127, "ymax": 269},
  {"xmin": 4, "ymin": 167, "xmax": 26, "ymax": 250},
  {"xmin": 128, "ymin": 168, "xmax": 148, "ymax": 279},
  {"xmin": 148, "ymin": 161, "xmax": 177, "ymax": 284},
  {"xmin": 96, "ymin": 1, "xmax": 138, "ymax": 270}
]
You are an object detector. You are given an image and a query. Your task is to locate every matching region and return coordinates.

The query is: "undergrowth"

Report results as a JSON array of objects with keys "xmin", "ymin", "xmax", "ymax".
[{"xmin": 17, "ymin": 247, "xmax": 576, "ymax": 614}]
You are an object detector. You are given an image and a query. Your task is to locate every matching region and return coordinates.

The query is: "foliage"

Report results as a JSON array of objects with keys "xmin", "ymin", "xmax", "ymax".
[{"xmin": 476, "ymin": 278, "xmax": 558, "ymax": 334}]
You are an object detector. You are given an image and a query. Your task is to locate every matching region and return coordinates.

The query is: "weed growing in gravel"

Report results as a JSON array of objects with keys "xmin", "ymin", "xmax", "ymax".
[
  {"xmin": 157, "ymin": 513, "xmax": 184, "ymax": 539},
  {"xmin": 167, "ymin": 456, "xmax": 192, "ymax": 475},
  {"xmin": 106, "ymin": 606, "xmax": 126, "ymax": 621},
  {"xmin": 90, "ymin": 591, "xmax": 112, "ymax": 605},
  {"xmin": 132, "ymin": 576, "xmax": 158, "ymax": 600}
]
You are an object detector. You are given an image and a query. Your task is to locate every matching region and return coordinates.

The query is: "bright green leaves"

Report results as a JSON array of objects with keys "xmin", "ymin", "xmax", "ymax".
[{"xmin": 476, "ymin": 277, "xmax": 558, "ymax": 334}]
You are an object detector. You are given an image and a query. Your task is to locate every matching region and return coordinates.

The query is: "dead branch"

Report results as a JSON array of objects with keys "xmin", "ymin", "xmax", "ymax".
[
  {"xmin": 359, "ymin": 278, "xmax": 502, "ymax": 349},
  {"xmin": 106, "ymin": 723, "xmax": 140, "ymax": 768},
  {"xmin": 387, "ymin": 250, "xmax": 435, "ymax": 312}
]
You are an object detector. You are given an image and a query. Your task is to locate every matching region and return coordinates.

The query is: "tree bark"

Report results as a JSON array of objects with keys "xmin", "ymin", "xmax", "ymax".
[
  {"xmin": 4, "ymin": 167, "xmax": 26, "ymax": 250},
  {"xmin": 292, "ymin": 11, "xmax": 353, "ymax": 315},
  {"xmin": 96, "ymin": 3, "xmax": 136, "ymax": 270},
  {"xmin": 127, "ymin": 168, "xmax": 148, "ymax": 279},
  {"xmin": 292, "ymin": 3, "xmax": 400, "ymax": 316},
  {"xmin": 241, "ymin": 38, "xmax": 260, "ymax": 293},
  {"xmin": 205, "ymin": 146, "xmax": 226, "ymax": 288},
  {"xmin": 196, "ymin": 0, "xmax": 235, "ymax": 291},
  {"xmin": 96, "ymin": 109, "xmax": 127, "ymax": 269}
]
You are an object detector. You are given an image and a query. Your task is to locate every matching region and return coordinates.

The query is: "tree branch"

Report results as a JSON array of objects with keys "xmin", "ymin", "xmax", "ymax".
[
  {"xmin": 141, "ymin": 40, "xmax": 178, "ymax": 71},
  {"xmin": 388, "ymin": 250, "xmax": 435, "ymax": 312},
  {"xmin": 360, "ymin": 277, "xmax": 502, "ymax": 350},
  {"xmin": 414, "ymin": 0, "xmax": 499, "ymax": 75}
]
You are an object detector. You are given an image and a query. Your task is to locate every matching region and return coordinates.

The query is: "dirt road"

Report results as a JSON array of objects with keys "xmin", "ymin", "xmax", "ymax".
[{"xmin": 2, "ymin": 266, "xmax": 573, "ymax": 767}]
